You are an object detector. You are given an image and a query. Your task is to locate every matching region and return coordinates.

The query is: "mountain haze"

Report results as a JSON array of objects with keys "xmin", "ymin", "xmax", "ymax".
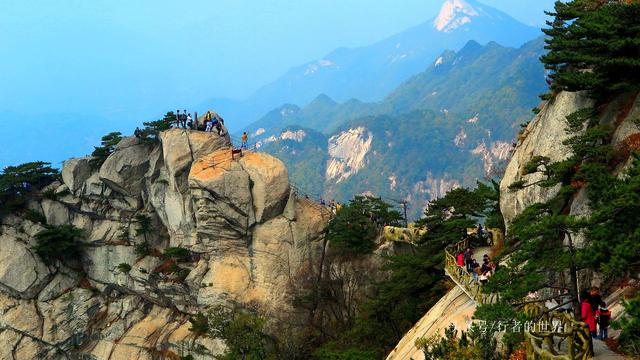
[
  {"xmin": 255, "ymin": 37, "xmax": 548, "ymax": 218},
  {"xmin": 206, "ymin": 0, "xmax": 540, "ymax": 130}
]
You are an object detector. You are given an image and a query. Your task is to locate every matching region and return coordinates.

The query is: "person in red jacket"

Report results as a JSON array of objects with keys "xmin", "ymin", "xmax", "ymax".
[
  {"xmin": 596, "ymin": 302, "xmax": 612, "ymax": 340},
  {"xmin": 456, "ymin": 252, "xmax": 465, "ymax": 276},
  {"xmin": 581, "ymin": 290, "xmax": 597, "ymax": 338}
]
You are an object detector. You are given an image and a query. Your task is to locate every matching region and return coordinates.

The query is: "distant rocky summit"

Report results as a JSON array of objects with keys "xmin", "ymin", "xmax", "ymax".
[{"xmin": 0, "ymin": 128, "xmax": 330, "ymax": 359}]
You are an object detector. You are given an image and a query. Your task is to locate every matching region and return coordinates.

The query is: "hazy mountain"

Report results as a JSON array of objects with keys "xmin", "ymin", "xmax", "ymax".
[
  {"xmin": 204, "ymin": 0, "xmax": 540, "ymax": 131},
  {"xmin": 255, "ymin": 37, "xmax": 548, "ymax": 218}
]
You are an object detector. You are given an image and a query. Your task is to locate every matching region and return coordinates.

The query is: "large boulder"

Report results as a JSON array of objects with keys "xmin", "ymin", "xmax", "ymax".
[
  {"xmin": 0, "ymin": 234, "xmax": 52, "ymax": 299},
  {"xmin": 238, "ymin": 152, "xmax": 290, "ymax": 223},
  {"xmin": 99, "ymin": 137, "xmax": 153, "ymax": 197},
  {"xmin": 62, "ymin": 157, "xmax": 92, "ymax": 193},
  {"xmin": 160, "ymin": 129, "xmax": 231, "ymax": 181},
  {"xmin": 189, "ymin": 150, "xmax": 255, "ymax": 244},
  {"xmin": 149, "ymin": 129, "xmax": 232, "ymax": 247}
]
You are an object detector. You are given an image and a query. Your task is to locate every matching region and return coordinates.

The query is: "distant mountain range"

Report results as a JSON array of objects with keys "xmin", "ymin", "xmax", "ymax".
[
  {"xmin": 204, "ymin": 0, "xmax": 541, "ymax": 131},
  {"xmin": 254, "ymin": 37, "xmax": 548, "ymax": 218}
]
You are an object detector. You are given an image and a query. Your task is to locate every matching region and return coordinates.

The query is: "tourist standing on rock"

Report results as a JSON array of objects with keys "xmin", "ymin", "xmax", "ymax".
[
  {"xmin": 241, "ymin": 132, "xmax": 248, "ymax": 150},
  {"xmin": 187, "ymin": 113, "xmax": 193, "ymax": 129},
  {"xmin": 596, "ymin": 302, "xmax": 611, "ymax": 340},
  {"xmin": 581, "ymin": 290, "xmax": 597, "ymax": 338},
  {"xmin": 182, "ymin": 110, "xmax": 188, "ymax": 128},
  {"xmin": 134, "ymin": 127, "xmax": 142, "ymax": 138},
  {"xmin": 175, "ymin": 110, "xmax": 181, "ymax": 128}
]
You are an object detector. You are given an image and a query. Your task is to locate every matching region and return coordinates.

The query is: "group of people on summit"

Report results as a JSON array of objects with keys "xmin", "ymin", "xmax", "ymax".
[{"xmin": 172, "ymin": 109, "xmax": 227, "ymax": 136}]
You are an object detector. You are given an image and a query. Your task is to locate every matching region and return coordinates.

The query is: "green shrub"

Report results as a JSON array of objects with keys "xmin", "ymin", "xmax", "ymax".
[
  {"xmin": 312, "ymin": 347, "xmax": 377, "ymax": 360},
  {"xmin": 326, "ymin": 196, "xmax": 402, "ymax": 254},
  {"xmin": 32, "ymin": 225, "xmax": 85, "ymax": 265},
  {"xmin": 117, "ymin": 263, "xmax": 132, "ymax": 273},
  {"xmin": 415, "ymin": 324, "xmax": 500, "ymax": 360},
  {"xmin": 613, "ymin": 295, "xmax": 640, "ymax": 356},
  {"xmin": 24, "ymin": 209, "xmax": 47, "ymax": 224},
  {"xmin": 188, "ymin": 312, "xmax": 210, "ymax": 335},
  {"xmin": 163, "ymin": 247, "xmax": 191, "ymax": 262},
  {"xmin": 134, "ymin": 241, "xmax": 151, "ymax": 257},
  {"xmin": 135, "ymin": 214, "xmax": 152, "ymax": 242},
  {"xmin": 42, "ymin": 188, "xmax": 58, "ymax": 200}
]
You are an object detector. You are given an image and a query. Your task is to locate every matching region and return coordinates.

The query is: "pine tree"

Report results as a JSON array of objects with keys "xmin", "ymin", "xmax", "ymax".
[
  {"xmin": 541, "ymin": 1, "xmax": 640, "ymax": 99},
  {"xmin": 0, "ymin": 162, "xmax": 59, "ymax": 218},
  {"xmin": 326, "ymin": 196, "xmax": 402, "ymax": 254},
  {"xmin": 89, "ymin": 132, "xmax": 123, "ymax": 169}
]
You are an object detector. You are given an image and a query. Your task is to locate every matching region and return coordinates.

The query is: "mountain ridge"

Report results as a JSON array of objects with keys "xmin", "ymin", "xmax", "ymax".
[{"xmin": 202, "ymin": 0, "xmax": 541, "ymax": 131}]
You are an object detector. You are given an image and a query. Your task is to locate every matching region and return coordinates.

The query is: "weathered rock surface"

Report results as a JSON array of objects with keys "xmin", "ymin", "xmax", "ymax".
[
  {"xmin": 386, "ymin": 286, "xmax": 477, "ymax": 360},
  {"xmin": 99, "ymin": 138, "xmax": 153, "ymax": 198},
  {"xmin": 0, "ymin": 233, "xmax": 52, "ymax": 299},
  {"xmin": 62, "ymin": 157, "xmax": 92, "ymax": 193},
  {"xmin": 500, "ymin": 91, "xmax": 594, "ymax": 226},
  {"xmin": 501, "ymin": 91, "xmax": 640, "ymax": 228},
  {"xmin": 0, "ymin": 129, "xmax": 330, "ymax": 359}
]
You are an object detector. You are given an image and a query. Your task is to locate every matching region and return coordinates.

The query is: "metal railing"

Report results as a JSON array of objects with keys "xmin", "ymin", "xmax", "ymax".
[
  {"xmin": 443, "ymin": 238, "xmax": 499, "ymax": 305},
  {"xmin": 523, "ymin": 303, "xmax": 592, "ymax": 360},
  {"xmin": 443, "ymin": 236, "xmax": 592, "ymax": 360}
]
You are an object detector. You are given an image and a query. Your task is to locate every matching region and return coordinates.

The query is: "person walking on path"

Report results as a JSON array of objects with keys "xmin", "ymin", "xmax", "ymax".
[
  {"xmin": 241, "ymin": 132, "xmax": 248, "ymax": 149},
  {"xmin": 581, "ymin": 290, "xmax": 597, "ymax": 339},
  {"xmin": 596, "ymin": 302, "xmax": 611, "ymax": 340}
]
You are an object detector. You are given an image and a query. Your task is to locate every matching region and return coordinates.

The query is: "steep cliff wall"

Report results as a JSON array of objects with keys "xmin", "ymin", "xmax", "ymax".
[
  {"xmin": 387, "ymin": 91, "xmax": 640, "ymax": 359},
  {"xmin": 0, "ymin": 129, "xmax": 330, "ymax": 359},
  {"xmin": 386, "ymin": 286, "xmax": 476, "ymax": 360},
  {"xmin": 501, "ymin": 91, "xmax": 640, "ymax": 227}
]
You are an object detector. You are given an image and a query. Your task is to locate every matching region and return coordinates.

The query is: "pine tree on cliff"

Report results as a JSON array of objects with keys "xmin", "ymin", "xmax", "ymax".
[
  {"xmin": 541, "ymin": 0, "xmax": 640, "ymax": 99},
  {"xmin": 0, "ymin": 162, "xmax": 59, "ymax": 219},
  {"xmin": 89, "ymin": 132, "xmax": 122, "ymax": 170}
]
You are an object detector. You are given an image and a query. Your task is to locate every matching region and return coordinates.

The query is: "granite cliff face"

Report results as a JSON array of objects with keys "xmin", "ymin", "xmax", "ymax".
[
  {"xmin": 500, "ymin": 91, "xmax": 640, "ymax": 228},
  {"xmin": 0, "ymin": 129, "xmax": 330, "ymax": 359},
  {"xmin": 387, "ymin": 91, "xmax": 640, "ymax": 359}
]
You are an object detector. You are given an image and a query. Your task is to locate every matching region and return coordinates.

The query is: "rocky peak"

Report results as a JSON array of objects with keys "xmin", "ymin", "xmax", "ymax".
[
  {"xmin": 0, "ymin": 128, "xmax": 331, "ymax": 359},
  {"xmin": 433, "ymin": 0, "xmax": 482, "ymax": 32}
]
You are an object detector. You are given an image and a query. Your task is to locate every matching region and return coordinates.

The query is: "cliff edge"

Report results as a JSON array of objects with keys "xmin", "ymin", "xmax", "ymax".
[{"xmin": 0, "ymin": 128, "xmax": 330, "ymax": 359}]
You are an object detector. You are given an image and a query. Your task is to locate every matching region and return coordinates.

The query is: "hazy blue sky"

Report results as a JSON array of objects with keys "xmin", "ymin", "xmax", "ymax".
[{"xmin": 0, "ymin": 0, "xmax": 555, "ymax": 118}]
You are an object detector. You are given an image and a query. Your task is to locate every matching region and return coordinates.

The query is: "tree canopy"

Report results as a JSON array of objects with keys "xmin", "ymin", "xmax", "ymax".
[{"xmin": 0, "ymin": 162, "xmax": 59, "ymax": 219}]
